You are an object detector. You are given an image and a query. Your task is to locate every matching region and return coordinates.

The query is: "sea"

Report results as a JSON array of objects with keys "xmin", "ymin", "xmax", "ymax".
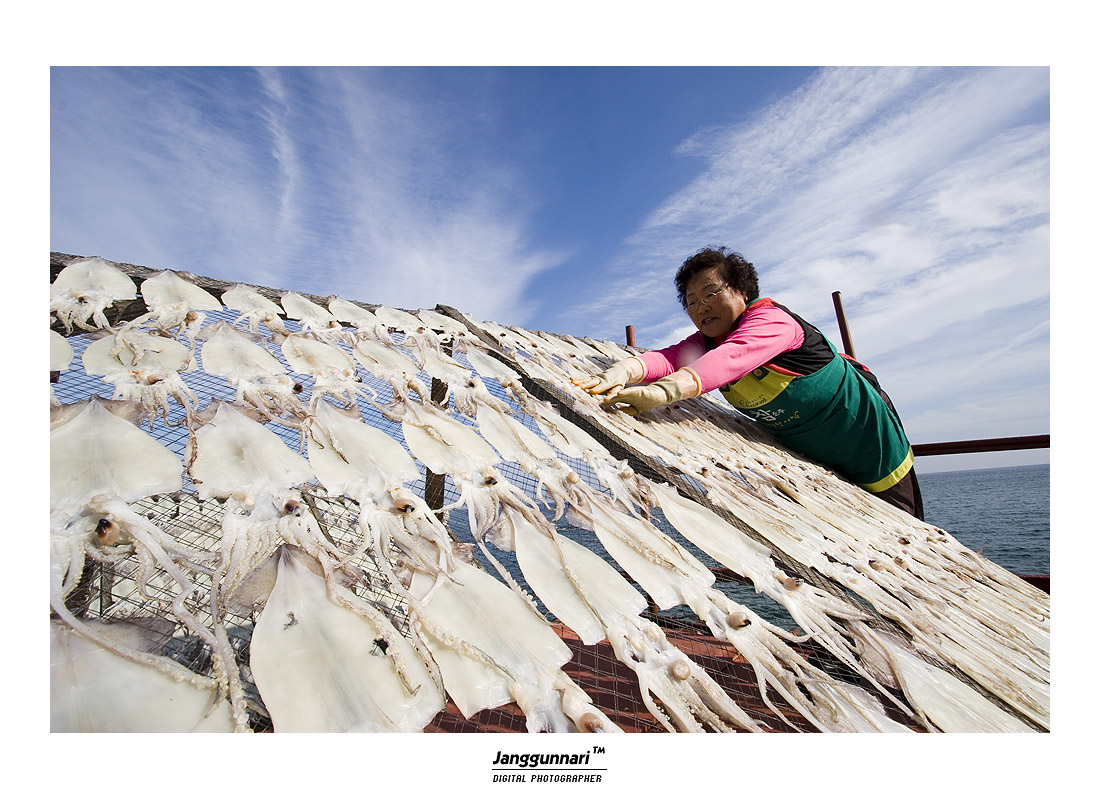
[{"xmin": 917, "ymin": 463, "xmax": 1050, "ymax": 577}]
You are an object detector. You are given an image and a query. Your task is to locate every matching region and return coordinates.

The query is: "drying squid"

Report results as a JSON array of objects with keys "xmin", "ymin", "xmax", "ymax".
[
  {"xmin": 45, "ymin": 254, "xmax": 1053, "ymax": 735},
  {"xmin": 281, "ymin": 291, "xmax": 343, "ymax": 340},
  {"xmin": 189, "ymin": 400, "xmax": 438, "ymax": 728},
  {"xmin": 113, "ymin": 270, "xmax": 223, "ymax": 360},
  {"xmin": 416, "ymin": 307, "xmax": 469, "ymax": 336},
  {"xmin": 51, "ymin": 618, "xmax": 235, "ymax": 732},
  {"xmin": 307, "ymin": 403, "xmax": 476, "ymax": 708},
  {"xmin": 186, "ymin": 400, "xmax": 330, "ymax": 726},
  {"xmin": 442, "ymin": 393, "xmax": 783, "ymax": 729},
  {"xmin": 399, "ymin": 361, "xmax": 599, "ymax": 555},
  {"xmin": 846, "ymin": 623, "xmax": 1036, "ymax": 732},
  {"xmin": 474, "ymin": 319, "xmax": 537, "ymax": 357},
  {"xmin": 507, "ymin": 329, "xmax": 588, "ymax": 379},
  {"xmin": 644, "ymin": 481, "xmax": 916, "ymax": 715},
  {"xmin": 82, "ymin": 330, "xmax": 200, "ymax": 429},
  {"xmin": 587, "ymin": 337, "xmax": 637, "ymax": 362},
  {"xmin": 329, "ymin": 296, "xmax": 386, "ymax": 336},
  {"xmin": 406, "ymin": 337, "xmax": 514, "ymax": 418},
  {"xmin": 532, "ymin": 334, "xmax": 1050, "ymax": 732},
  {"xmin": 249, "ymin": 546, "xmax": 445, "ymax": 732},
  {"xmin": 199, "ymin": 322, "xmax": 309, "ymax": 430},
  {"xmin": 372, "ymin": 304, "xmax": 425, "ymax": 334},
  {"xmin": 409, "ymin": 558, "xmax": 619, "ymax": 732},
  {"xmin": 306, "ymin": 399, "xmax": 451, "ymax": 584},
  {"xmin": 497, "ymin": 490, "xmax": 767, "ymax": 732},
  {"xmin": 450, "ymin": 311, "xmax": 1047, "ymax": 725},
  {"xmin": 352, "ymin": 336, "xmax": 431, "ymax": 403},
  {"xmin": 50, "ymin": 329, "xmax": 74, "ymax": 373},
  {"xmin": 400, "ymin": 399, "xmax": 566, "ymax": 607},
  {"xmin": 559, "ymin": 333, "xmax": 612, "ymax": 364},
  {"xmin": 397, "ymin": 395, "xmax": 761, "ymax": 730},
  {"xmin": 221, "ymin": 283, "xmax": 290, "ymax": 336},
  {"xmin": 187, "ymin": 401, "xmax": 322, "ymax": 598},
  {"xmin": 472, "ymin": 403, "xmax": 581, "ymax": 519},
  {"xmin": 494, "ymin": 377, "xmax": 644, "ymax": 510},
  {"xmin": 696, "ymin": 460, "xmax": 1049, "ymax": 728},
  {"xmin": 51, "ymin": 257, "xmax": 137, "ymax": 333},
  {"xmin": 563, "ymin": 485, "xmax": 900, "ymax": 731},
  {"xmin": 397, "ymin": 399, "xmax": 510, "ymax": 562},
  {"xmin": 460, "ymin": 340, "xmax": 645, "ymax": 509},
  {"xmin": 538, "ymin": 413, "xmax": 645, "ymax": 510},
  {"xmin": 49, "ymin": 397, "xmax": 234, "ymax": 727},
  {"xmin": 279, "ymin": 332, "xmax": 375, "ymax": 412},
  {"xmin": 309, "ymin": 397, "xmax": 615, "ymax": 731}
]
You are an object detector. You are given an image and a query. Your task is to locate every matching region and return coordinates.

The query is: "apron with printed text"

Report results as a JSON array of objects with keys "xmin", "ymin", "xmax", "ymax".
[{"xmin": 709, "ymin": 299, "xmax": 913, "ymax": 492}]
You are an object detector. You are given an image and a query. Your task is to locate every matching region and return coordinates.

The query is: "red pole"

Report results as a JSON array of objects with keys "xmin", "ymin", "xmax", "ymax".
[
  {"xmin": 625, "ymin": 325, "xmax": 636, "ymax": 348},
  {"xmin": 911, "ymin": 435, "xmax": 1050, "ymax": 457},
  {"xmin": 831, "ymin": 291, "xmax": 856, "ymax": 358}
]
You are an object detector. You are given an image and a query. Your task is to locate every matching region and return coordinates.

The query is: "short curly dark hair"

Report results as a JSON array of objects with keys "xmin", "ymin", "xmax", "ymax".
[{"xmin": 674, "ymin": 247, "xmax": 759, "ymax": 309}]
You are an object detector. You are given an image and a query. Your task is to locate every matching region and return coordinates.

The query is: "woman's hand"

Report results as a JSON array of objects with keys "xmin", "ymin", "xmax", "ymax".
[
  {"xmin": 571, "ymin": 357, "xmax": 643, "ymax": 399},
  {"xmin": 605, "ymin": 369, "xmax": 700, "ymax": 415}
]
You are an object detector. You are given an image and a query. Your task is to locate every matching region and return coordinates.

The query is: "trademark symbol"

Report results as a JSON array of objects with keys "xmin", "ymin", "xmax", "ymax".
[{"xmin": 592, "ymin": 746, "xmax": 605, "ymax": 754}]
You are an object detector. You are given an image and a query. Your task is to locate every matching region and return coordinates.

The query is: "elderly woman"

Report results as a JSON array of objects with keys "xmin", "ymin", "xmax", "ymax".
[{"xmin": 573, "ymin": 247, "xmax": 923, "ymax": 519}]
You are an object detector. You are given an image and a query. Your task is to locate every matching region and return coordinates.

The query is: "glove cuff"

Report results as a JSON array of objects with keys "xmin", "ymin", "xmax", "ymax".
[
  {"xmin": 668, "ymin": 369, "xmax": 702, "ymax": 400},
  {"xmin": 652, "ymin": 375, "xmax": 686, "ymax": 404}
]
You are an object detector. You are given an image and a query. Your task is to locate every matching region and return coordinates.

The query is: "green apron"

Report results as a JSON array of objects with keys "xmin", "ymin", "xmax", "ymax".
[{"xmin": 717, "ymin": 311, "xmax": 913, "ymax": 491}]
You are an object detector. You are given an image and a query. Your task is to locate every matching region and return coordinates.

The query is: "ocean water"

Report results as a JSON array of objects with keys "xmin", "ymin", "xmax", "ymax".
[{"xmin": 918, "ymin": 463, "xmax": 1050, "ymax": 576}]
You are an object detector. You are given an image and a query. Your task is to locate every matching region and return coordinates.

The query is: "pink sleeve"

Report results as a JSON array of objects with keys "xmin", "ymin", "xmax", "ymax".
[
  {"xmin": 637, "ymin": 305, "xmax": 805, "ymax": 393},
  {"xmin": 635, "ymin": 332, "xmax": 708, "ymax": 381}
]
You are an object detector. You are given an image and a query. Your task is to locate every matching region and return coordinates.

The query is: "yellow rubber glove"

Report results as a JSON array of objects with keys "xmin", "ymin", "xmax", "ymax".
[
  {"xmin": 607, "ymin": 370, "xmax": 700, "ymax": 416},
  {"xmin": 571, "ymin": 357, "xmax": 644, "ymax": 399}
]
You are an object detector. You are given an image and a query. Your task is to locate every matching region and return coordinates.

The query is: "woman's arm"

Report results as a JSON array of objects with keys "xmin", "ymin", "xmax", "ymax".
[
  {"xmin": 634, "ymin": 332, "xmax": 707, "ymax": 382},
  {"xmin": 643, "ymin": 305, "xmax": 805, "ymax": 394}
]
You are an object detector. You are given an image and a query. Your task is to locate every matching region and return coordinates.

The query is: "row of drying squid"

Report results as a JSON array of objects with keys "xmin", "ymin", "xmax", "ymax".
[
  {"xmin": 472, "ymin": 314, "xmax": 1051, "ymax": 732},
  {"xmin": 49, "ymin": 256, "xmax": 1049, "ymax": 733}
]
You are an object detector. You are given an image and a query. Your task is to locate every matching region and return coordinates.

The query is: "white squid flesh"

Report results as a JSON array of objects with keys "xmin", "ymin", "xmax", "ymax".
[
  {"xmin": 249, "ymin": 546, "xmax": 444, "ymax": 732},
  {"xmin": 51, "ymin": 257, "xmax": 137, "ymax": 332}
]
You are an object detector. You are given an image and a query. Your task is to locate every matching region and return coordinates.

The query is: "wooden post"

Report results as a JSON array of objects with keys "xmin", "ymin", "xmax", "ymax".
[
  {"xmin": 625, "ymin": 325, "xmax": 636, "ymax": 348},
  {"xmin": 831, "ymin": 291, "xmax": 856, "ymax": 358},
  {"xmin": 423, "ymin": 341, "xmax": 451, "ymax": 516}
]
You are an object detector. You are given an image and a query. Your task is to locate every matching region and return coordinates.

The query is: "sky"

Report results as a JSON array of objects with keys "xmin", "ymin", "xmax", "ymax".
[{"xmin": 50, "ymin": 65, "xmax": 1050, "ymax": 471}]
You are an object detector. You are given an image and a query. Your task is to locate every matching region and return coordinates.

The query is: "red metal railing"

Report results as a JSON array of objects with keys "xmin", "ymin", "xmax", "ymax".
[{"xmin": 912, "ymin": 435, "xmax": 1050, "ymax": 457}]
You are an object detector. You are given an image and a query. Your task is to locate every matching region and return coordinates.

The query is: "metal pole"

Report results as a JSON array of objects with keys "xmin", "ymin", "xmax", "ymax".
[
  {"xmin": 911, "ymin": 434, "xmax": 1050, "ymax": 457},
  {"xmin": 625, "ymin": 325, "xmax": 636, "ymax": 348},
  {"xmin": 831, "ymin": 291, "xmax": 856, "ymax": 359}
]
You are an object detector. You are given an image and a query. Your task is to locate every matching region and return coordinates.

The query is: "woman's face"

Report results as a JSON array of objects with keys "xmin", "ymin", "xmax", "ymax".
[{"xmin": 684, "ymin": 266, "xmax": 747, "ymax": 339}]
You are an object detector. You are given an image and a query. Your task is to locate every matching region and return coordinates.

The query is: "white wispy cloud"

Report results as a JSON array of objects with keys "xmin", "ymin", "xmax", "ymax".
[
  {"xmin": 311, "ymin": 68, "xmax": 566, "ymax": 321},
  {"xmin": 254, "ymin": 67, "xmax": 304, "ymax": 251},
  {"xmin": 51, "ymin": 67, "xmax": 565, "ymax": 323},
  {"xmin": 52, "ymin": 68, "xmax": 293, "ymax": 272},
  {"xmin": 576, "ymin": 67, "xmax": 1047, "ymax": 333}
]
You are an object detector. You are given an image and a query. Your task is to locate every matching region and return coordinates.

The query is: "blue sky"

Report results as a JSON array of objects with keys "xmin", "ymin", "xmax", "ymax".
[{"xmin": 50, "ymin": 65, "xmax": 1050, "ymax": 470}]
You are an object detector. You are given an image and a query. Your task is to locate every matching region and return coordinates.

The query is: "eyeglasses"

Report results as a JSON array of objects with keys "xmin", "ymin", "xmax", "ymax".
[{"xmin": 685, "ymin": 285, "xmax": 728, "ymax": 313}]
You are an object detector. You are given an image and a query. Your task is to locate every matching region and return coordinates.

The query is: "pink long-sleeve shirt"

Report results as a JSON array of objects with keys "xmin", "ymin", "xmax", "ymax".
[{"xmin": 636, "ymin": 301, "xmax": 805, "ymax": 394}]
